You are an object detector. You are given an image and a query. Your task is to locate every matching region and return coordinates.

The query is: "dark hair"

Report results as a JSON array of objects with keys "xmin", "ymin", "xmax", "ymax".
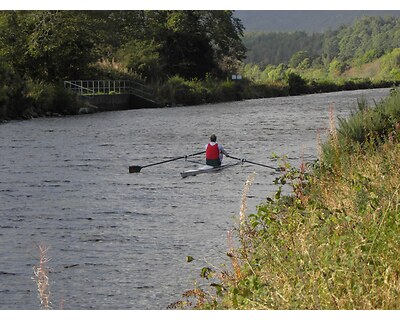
[{"xmin": 210, "ymin": 134, "xmax": 217, "ymax": 142}]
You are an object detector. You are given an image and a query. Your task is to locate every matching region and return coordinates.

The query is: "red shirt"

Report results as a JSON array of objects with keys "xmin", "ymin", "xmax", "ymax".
[{"xmin": 206, "ymin": 143, "xmax": 220, "ymax": 160}]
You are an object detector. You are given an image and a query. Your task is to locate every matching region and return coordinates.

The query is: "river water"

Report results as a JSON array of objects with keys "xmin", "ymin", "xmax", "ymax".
[{"xmin": 0, "ymin": 88, "xmax": 390, "ymax": 309}]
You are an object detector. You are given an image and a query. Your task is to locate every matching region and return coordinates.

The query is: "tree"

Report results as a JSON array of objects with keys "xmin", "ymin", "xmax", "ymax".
[
  {"xmin": 24, "ymin": 11, "xmax": 99, "ymax": 81},
  {"xmin": 0, "ymin": 11, "xmax": 100, "ymax": 82},
  {"xmin": 159, "ymin": 11, "xmax": 216, "ymax": 79},
  {"xmin": 321, "ymin": 28, "xmax": 340, "ymax": 65},
  {"xmin": 289, "ymin": 51, "xmax": 310, "ymax": 69},
  {"xmin": 0, "ymin": 10, "xmax": 247, "ymax": 82},
  {"xmin": 117, "ymin": 39, "xmax": 163, "ymax": 82},
  {"xmin": 200, "ymin": 11, "xmax": 246, "ymax": 73},
  {"xmin": 151, "ymin": 10, "xmax": 246, "ymax": 79},
  {"xmin": 0, "ymin": 12, "xmax": 29, "ymax": 75},
  {"xmin": 288, "ymin": 72, "xmax": 308, "ymax": 95}
]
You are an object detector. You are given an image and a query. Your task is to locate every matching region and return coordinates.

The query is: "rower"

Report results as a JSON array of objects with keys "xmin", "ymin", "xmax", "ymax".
[{"xmin": 205, "ymin": 134, "xmax": 229, "ymax": 167}]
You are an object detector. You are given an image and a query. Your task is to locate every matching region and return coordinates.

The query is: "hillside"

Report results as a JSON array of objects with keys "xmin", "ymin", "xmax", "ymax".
[
  {"xmin": 239, "ymin": 13, "xmax": 400, "ymax": 71},
  {"xmin": 235, "ymin": 10, "xmax": 400, "ymax": 33}
]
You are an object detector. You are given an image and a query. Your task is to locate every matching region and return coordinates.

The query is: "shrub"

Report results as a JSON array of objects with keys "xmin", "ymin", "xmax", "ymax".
[
  {"xmin": 211, "ymin": 80, "xmax": 238, "ymax": 102},
  {"xmin": 288, "ymin": 73, "xmax": 308, "ymax": 95},
  {"xmin": 321, "ymin": 89, "xmax": 400, "ymax": 169},
  {"xmin": 0, "ymin": 57, "xmax": 29, "ymax": 119},
  {"xmin": 158, "ymin": 75, "xmax": 210, "ymax": 106}
]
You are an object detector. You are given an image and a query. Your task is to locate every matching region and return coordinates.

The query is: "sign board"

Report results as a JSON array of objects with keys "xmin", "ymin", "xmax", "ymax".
[{"xmin": 231, "ymin": 74, "xmax": 242, "ymax": 80}]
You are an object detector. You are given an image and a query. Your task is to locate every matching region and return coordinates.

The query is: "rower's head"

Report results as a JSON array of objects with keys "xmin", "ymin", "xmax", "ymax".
[{"xmin": 210, "ymin": 134, "xmax": 217, "ymax": 142}]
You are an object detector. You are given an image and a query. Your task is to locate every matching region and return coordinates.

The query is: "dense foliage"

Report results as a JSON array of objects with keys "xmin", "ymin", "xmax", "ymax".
[
  {"xmin": 1, "ymin": 12, "xmax": 400, "ymax": 121},
  {"xmin": 244, "ymin": 31, "xmax": 324, "ymax": 66},
  {"xmin": 235, "ymin": 10, "xmax": 400, "ymax": 34},
  {"xmin": 0, "ymin": 11, "xmax": 245, "ymax": 82},
  {"xmin": 0, "ymin": 10, "xmax": 245, "ymax": 119},
  {"xmin": 244, "ymin": 16, "xmax": 400, "ymax": 67},
  {"xmin": 240, "ymin": 16, "xmax": 400, "ymax": 100}
]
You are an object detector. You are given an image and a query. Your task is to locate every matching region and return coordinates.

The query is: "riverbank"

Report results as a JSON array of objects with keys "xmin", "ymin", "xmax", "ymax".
[
  {"xmin": 174, "ymin": 88, "xmax": 400, "ymax": 309},
  {"xmin": 156, "ymin": 74, "xmax": 399, "ymax": 107},
  {"xmin": 1, "ymin": 75, "xmax": 398, "ymax": 123}
]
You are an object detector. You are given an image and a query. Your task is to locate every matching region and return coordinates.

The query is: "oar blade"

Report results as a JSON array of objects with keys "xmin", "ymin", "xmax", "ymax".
[
  {"xmin": 129, "ymin": 150, "xmax": 205, "ymax": 174},
  {"xmin": 129, "ymin": 165, "xmax": 142, "ymax": 173}
]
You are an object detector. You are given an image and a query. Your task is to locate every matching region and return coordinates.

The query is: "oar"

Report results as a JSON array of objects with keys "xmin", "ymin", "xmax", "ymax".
[
  {"xmin": 184, "ymin": 159, "xmax": 205, "ymax": 165},
  {"xmin": 227, "ymin": 155, "xmax": 281, "ymax": 171},
  {"xmin": 129, "ymin": 151, "xmax": 205, "ymax": 173}
]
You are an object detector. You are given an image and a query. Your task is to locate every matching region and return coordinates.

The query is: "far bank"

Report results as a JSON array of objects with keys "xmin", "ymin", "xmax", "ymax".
[{"xmin": 1, "ymin": 75, "xmax": 398, "ymax": 122}]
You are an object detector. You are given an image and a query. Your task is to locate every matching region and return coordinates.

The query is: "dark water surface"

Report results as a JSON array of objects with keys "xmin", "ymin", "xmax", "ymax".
[{"xmin": 0, "ymin": 88, "xmax": 390, "ymax": 309}]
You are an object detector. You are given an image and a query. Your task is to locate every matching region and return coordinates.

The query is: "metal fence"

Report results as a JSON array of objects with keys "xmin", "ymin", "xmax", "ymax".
[{"xmin": 64, "ymin": 80, "xmax": 156, "ymax": 102}]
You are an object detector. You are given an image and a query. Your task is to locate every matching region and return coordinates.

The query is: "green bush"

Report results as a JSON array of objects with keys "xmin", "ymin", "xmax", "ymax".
[
  {"xmin": 0, "ymin": 59, "xmax": 31, "ymax": 119},
  {"xmin": 288, "ymin": 73, "xmax": 308, "ymax": 95},
  {"xmin": 329, "ymin": 59, "xmax": 348, "ymax": 76},
  {"xmin": 26, "ymin": 80, "xmax": 55, "ymax": 113},
  {"xmin": 158, "ymin": 76, "xmax": 249, "ymax": 106},
  {"xmin": 381, "ymin": 48, "xmax": 400, "ymax": 72},
  {"xmin": 211, "ymin": 80, "xmax": 238, "ymax": 102},
  {"xmin": 158, "ymin": 75, "xmax": 210, "ymax": 106},
  {"xmin": 321, "ymin": 89, "xmax": 400, "ymax": 168},
  {"xmin": 26, "ymin": 80, "xmax": 81, "ymax": 115}
]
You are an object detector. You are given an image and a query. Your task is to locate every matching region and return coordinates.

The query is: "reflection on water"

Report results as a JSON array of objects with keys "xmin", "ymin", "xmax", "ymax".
[{"xmin": 0, "ymin": 88, "xmax": 390, "ymax": 309}]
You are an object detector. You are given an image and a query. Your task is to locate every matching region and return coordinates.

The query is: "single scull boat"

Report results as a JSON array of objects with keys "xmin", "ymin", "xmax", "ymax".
[{"xmin": 180, "ymin": 161, "xmax": 242, "ymax": 178}]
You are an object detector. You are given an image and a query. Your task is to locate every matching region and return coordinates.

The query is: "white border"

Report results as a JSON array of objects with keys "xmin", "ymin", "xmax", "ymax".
[
  {"xmin": 1, "ymin": 1, "xmax": 400, "ymax": 318},
  {"xmin": 1, "ymin": 1, "xmax": 400, "ymax": 10}
]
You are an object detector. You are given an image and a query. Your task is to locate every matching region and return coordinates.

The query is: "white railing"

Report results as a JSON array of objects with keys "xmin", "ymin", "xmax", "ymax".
[{"xmin": 64, "ymin": 80, "xmax": 156, "ymax": 102}]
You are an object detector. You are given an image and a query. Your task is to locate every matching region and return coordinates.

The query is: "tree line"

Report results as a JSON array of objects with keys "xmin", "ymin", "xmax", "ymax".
[
  {"xmin": 0, "ymin": 11, "xmax": 245, "ymax": 82},
  {"xmin": 0, "ymin": 10, "xmax": 245, "ymax": 119},
  {"xmin": 244, "ymin": 15, "xmax": 400, "ymax": 68},
  {"xmin": 240, "ymin": 15, "xmax": 400, "ymax": 98},
  {"xmin": 1, "ymin": 12, "xmax": 399, "ymax": 121}
]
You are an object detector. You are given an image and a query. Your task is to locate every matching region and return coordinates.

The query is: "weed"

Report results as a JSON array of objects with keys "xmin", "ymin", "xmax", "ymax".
[{"xmin": 32, "ymin": 244, "xmax": 51, "ymax": 310}]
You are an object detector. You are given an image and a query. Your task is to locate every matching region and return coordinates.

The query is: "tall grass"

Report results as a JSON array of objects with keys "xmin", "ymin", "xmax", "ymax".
[
  {"xmin": 32, "ymin": 244, "xmax": 52, "ymax": 310},
  {"xmin": 186, "ymin": 87, "xmax": 400, "ymax": 310},
  {"xmin": 243, "ymin": 142, "xmax": 400, "ymax": 309},
  {"xmin": 321, "ymin": 89, "xmax": 400, "ymax": 168}
]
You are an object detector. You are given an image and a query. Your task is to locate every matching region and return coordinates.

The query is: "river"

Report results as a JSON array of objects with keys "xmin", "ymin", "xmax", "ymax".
[{"xmin": 0, "ymin": 88, "xmax": 391, "ymax": 309}]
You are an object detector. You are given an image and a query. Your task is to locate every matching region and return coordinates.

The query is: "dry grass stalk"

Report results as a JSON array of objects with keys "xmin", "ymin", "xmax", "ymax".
[
  {"xmin": 226, "ymin": 172, "xmax": 257, "ymax": 282},
  {"xmin": 227, "ymin": 229, "xmax": 242, "ymax": 281},
  {"xmin": 316, "ymin": 129, "xmax": 323, "ymax": 163},
  {"xmin": 239, "ymin": 172, "xmax": 257, "ymax": 258},
  {"xmin": 33, "ymin": 244, "xmax": 51, "ymax": 310},
  {"xmin": 239, "ymin": 172, "xmax": 256, "ymax": 228},
  {"xmin": 296, "ymin": 156, "xmax": 310, "ymax": 206},
  {"xmin": 328, "ymin": 104, "xmax": 338, "ymax": 148},
  {"xmin": 96, "ymin": 58, "xmax": 130, "ymax": 73}
]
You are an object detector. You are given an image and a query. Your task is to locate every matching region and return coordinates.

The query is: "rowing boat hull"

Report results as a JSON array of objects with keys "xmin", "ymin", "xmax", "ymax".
[{"xmin": 180, "ymin": 162, "xmax": 241, "ymax": 178}]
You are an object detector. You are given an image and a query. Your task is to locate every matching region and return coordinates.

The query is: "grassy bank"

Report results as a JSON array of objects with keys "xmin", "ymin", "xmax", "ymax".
[
  {"xmin": 1, "ymin": 74, "xmax": 398, "ymax": 124},
  {"xmin": 174, "ymin": 89, "xmax": 400, "ymax": 310},
  {"xmin": 119, "ymin": 45, "xmax": 400, "ymax": 106},
  {"xmin": 156, "ymin": 74, "xmax": 398, "ymax": 107},
  {"xmin": 1, "ymin": 67, "xmax": 397, "ymax": 122},
  {"xmin": 0, "ymin": 79, "xmax": 89, "ymax": 121}
]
